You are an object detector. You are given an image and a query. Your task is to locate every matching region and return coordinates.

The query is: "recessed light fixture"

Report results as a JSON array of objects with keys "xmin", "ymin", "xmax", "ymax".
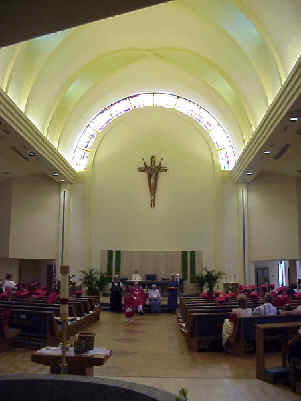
[
  {"xmin": 246, "ymin": 172, "xmax": 253, "ymax": 175},
  {"xmin": 60, "ymin": 179, "xmax": 65, "ymax": 182},
  {"xmin": 52, "ymin": 172, "xmax": 59, "ymax": 176},
  {"xmin": 289, "ymin": 117, "xmax": 299, "ymax": 122},
  {"xmin": 263, "ymin": 150, "xmax": 271, "ymax": 154},
  {"xmin": 28, "ymin": 151, "xmax": 37, "ymax": 156}
]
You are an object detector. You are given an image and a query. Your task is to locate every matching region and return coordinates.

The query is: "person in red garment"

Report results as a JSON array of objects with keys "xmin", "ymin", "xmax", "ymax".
[
  {"xmin": 124, "ymin": 287, "xmax": 135, "ymax": 323},
  {"xmin": 130, "ymin": 281, "xmax": 147, "ymax": 315}
]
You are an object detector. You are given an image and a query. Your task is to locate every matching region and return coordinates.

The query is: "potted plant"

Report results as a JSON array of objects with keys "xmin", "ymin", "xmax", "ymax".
[
  {"xmin": 204, "ymin": 268, "xmax": 224, "ymax": 295},
  {"xmin": 96, "ymin": 272, "xmax": 110, "ymax": 296},
  {"xmin": 79, "ymin": 268, "xmax": 110, "ymax": 297}
]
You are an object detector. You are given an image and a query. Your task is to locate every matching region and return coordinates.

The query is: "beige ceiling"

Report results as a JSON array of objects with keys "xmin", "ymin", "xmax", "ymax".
[{"xmin": 0, "ymin": 0, "xmax": 300, "ymax": 177}]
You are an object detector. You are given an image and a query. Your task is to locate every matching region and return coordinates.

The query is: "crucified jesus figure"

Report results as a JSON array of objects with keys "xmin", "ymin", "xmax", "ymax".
[{"xmin": 138, "ymin": 155, "xmax": 168, "ymax": 208}]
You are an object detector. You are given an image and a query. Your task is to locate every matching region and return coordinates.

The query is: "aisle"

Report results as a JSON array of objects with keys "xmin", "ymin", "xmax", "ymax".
[{"xmin": 0, "ymin": 311, "xmax": 298, "ymax": 400}]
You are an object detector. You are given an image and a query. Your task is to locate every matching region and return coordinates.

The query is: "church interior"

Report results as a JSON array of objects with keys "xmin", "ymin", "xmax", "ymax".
[{"xmin": 1, "ymin": 1, "xmax": 301, "ymax": 400}]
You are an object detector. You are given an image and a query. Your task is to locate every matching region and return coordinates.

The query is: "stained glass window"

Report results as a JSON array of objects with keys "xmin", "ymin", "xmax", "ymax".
[{"xmin": 72, "ymin": 92, "xmax": 237, "ymax": 171}]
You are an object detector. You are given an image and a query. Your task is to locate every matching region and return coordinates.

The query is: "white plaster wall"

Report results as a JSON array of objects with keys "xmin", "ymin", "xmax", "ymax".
[
  {"xmin": 248, "ymin": 173, "xmax": 300, "ymax": 261},
  {"xmin": 9, "ymin": 175, "xmax": 60, "ymax": 259},
  {"xmin": 91, "ymin": 108, "xmax": 217, "ymax": 268},
  {"xmin": 0, "ymin": 179, "xmax": 12, "ymax": 258}
]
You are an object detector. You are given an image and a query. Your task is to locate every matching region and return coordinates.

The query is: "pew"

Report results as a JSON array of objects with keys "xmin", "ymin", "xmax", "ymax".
[
  {"xmin": 178, "ymin": 295, "xmax": 301, "ymax": 352},
  {"xmin": 0, "ymin": 296, "xmax": 101, "ymax": 348},
  {"xmin": 229, "ymin": 315, "xmax": 301, "ymax": 355},
  {"xmin": 0, "ymin": 313, "xmax": 21, "ymax": 351}
]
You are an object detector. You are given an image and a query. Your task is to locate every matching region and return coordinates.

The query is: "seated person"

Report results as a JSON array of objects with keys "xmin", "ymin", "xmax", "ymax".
[
  {"xmin": 232, "ymin": 294, "xmax": 252, "ymax": 317},
  {"xmin": 148, "ymin": 284, "xmax": 161, "ymax": 313},
  {"xmin": 253, "ymin": 293, "xmax": 277, "ymax": 316},
  {"xmin": 2, "ymin": 273, "xmax": 17, "ymax": 292},
  {"xmin": 131, "ymin": 270, "xmax": 142, "ymax": 281}
]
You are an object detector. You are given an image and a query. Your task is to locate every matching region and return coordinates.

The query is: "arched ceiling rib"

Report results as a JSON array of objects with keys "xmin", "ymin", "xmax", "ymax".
[{"xmin": 0, "ymin": 0, "xmax": 300, "ymax": 173}]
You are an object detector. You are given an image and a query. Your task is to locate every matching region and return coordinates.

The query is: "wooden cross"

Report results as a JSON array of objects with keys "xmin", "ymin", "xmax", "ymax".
[{"xmin": 138, "ymin": 155, "xmax": 168, "ymax": 208}]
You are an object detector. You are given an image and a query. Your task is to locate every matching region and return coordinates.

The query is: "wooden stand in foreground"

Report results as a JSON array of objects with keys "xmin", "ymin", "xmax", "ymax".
[
  {"xmin": 256, "ymin": 321, "xmax": 301, "ymax": 383},
  {"xmin": 32, "ymin": 348, "xmax": 112, "ymax": 376}
]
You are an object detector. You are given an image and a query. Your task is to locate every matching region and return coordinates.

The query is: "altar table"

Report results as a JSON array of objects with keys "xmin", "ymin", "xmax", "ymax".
[{"xmin": 31, "ymin": 346, "xmax": 112, "ymax": 376}]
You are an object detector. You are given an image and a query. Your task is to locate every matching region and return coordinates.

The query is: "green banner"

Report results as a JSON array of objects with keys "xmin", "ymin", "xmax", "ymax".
[
  {"xmin": 181, "ymin": 251, "xmax": 188, "ymax": 281},
  {"xmin": 115, "ymin": 250, "xmax": 121, "ymax": 275},
  {"xmin": 190, "ymin": 250, "xmax": 196, "ymax": 282},
  {"xmin": 107, "ymin": 250, "xmax": 113, "ymax": 276}
]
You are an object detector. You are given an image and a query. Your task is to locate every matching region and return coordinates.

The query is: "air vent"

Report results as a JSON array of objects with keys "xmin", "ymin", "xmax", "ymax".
[
  {"xmin": 273, "ymin": 144, "xmax": 291, "ymax": 160},
  {"xmin": 11, "ymin": 146, "xmax": 29, "ymax": 161}
]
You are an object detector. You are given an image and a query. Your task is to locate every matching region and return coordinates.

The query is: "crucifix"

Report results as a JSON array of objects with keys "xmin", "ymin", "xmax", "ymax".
[{"xmin": 138, "ymin": 155, "xmax": 168, "ymax": 208}]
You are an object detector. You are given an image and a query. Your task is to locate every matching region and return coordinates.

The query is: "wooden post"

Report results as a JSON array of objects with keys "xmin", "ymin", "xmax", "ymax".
[{"xmin": 256, "ymin": 326, "xmax": 265, "ymax": 380}]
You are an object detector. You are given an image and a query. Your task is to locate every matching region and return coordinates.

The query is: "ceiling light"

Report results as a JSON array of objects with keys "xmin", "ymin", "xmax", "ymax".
[
  {"xmin": 289, "ymin": 117, "xmax": 298, "ymax": 121},
  {"xmin": 28, "ymin": 151, "xmax": 37, "ymax": 156},
  {"xmin": 263, "ymin": 151, "xmax": 271, "ymax": 154},
  {"xmin": 52, "ymin": 172, "xmax": 59, "ymax": 176},
  {"xmin": 246, "ymin": 172, "xmax": 253, "ymax": 175},
  {"xmin": 60, "ymin": 179, "xmax": 65, "ymax": 182}
]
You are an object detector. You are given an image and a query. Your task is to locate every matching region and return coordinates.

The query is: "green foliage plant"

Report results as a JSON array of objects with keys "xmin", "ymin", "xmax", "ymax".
[
  {"xmin": 79, "ymin": 268, "xmax": 110, "ymax": 295},
  {"xmin": 204, "ymin": 268, "xmax": 224, "ymax": 293}
]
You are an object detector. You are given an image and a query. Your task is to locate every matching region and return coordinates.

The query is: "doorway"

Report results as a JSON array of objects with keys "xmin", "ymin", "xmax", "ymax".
[{"xmin": 255, "ymin": 267, "xmax": 269, "ymax": 289}]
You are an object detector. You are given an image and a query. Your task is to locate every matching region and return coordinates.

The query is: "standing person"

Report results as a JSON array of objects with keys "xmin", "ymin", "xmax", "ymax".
[
  {"xmin": 167, "ymin": 273, "xmax": 178, "ymax": 312},
  {"xmin": 2, "ymin": 273, "xmax": 17, "ymax": 292},
  {"xmin": 175, "ymin": 273, "xmax": 182, "ymax": 294},
  {"xmin": 130, "ymin": 281, "xmax": 146, "ymax": 315},
  {"xmin": 109, "ymin": 275, "xmax": 123, "ymax": 312},
  {"xmin": 149, "ymin": 284, "xmax": 161, "ymax": 313},
  {"xmin": 124, "ymin": 287, "xmax": 135, "ymax": 323}
]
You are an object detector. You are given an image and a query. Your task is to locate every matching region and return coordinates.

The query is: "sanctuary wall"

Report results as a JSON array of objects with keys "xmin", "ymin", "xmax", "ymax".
[
  {"xmin": 9, "ymin": 175, "xmax": 60, "ymax": 260},
  {"xmin": 248, "ymin": 172, "xmax": 300, "ymax": 261}
]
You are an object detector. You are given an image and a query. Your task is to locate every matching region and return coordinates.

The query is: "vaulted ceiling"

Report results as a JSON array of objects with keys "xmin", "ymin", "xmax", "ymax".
[{"xmin": 0, "ymin": 0, "xmax": 300, "ymax": 177}]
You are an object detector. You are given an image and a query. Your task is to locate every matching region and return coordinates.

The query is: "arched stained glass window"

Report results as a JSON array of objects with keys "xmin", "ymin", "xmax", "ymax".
[{"xmin": 72, "ymin": 93, "xmax": 237, "ymax": 171}]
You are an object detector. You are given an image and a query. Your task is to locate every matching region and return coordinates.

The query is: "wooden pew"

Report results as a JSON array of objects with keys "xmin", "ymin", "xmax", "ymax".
[{"xmin": 0, "ymin": 312, "xmax": 21, "ymax": 351}]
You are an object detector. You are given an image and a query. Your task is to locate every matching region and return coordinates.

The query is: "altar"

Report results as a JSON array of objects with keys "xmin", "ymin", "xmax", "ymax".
[
  {"xmin": 100, "ymin": 249, "xmax": 203, "ymax": 290},
  {"xmin": 125, "ymin": 279, "xmax": 183, "ymax": 295}
]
